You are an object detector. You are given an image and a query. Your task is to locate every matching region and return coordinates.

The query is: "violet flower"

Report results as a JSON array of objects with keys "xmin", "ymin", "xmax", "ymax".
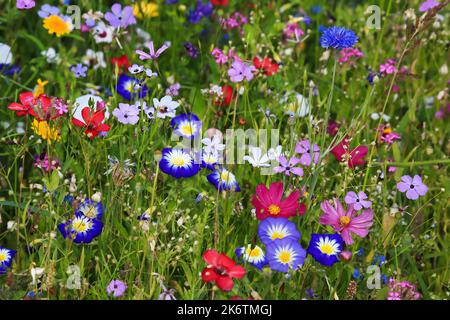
[
  {"xmin": 105, "ymin": 3, "xmax": 136, "ymax": 28},
  {"xmin": 294, "ymin": 140, "xmax": 320, "ymax": 166},
  {"xmin": 274, "ymin": 156, "xmax": 304, "ymax": 177},
  {"xmin": 228, "ymin": 60, "xmax": 255, "ymax": 83},
  {"xmin": 397, "ymin": 175, "xmax": 428, "ymax": 200},
  {"xmin": 344, "ymin": 191, "xmax": 372, "ymax": 211}
]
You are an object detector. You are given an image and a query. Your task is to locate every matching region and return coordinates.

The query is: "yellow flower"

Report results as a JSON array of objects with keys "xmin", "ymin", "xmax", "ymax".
[
  {"xmin": 133, "ymin": 2, "xmax": 159, "ymax": 19},
  {"xmin": 43, "ymin": 15, "xmax": 71, "ymax": 37},
  {"xmin": 32, "ymin": 119, "xmax": 60, "ymax": 144},
  {"xmin": 33, "ymin": 79, "xmax": 48, "ymax": 97}
]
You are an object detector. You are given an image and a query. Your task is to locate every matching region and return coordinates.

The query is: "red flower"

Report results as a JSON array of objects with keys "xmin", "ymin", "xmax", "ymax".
[
  {"xmin": 211, "ymin": 0, "xmax": 228, "ymax": 5},
  {"xmin": 330, "ymin": 136, "xmax": 368, "ymax": 168},
  {"xmin": 111, "ymin": 55, "xmax": 130, "ymax": 74},
  {"xmin": 201, "ymin": 249, "xmax": 246, "ymax": 292},
  {"xmin": 8, "ymin": 92, "xmax": 54, "ymax": 120},
  {"xmin": 252, "ymin": 182, "xmax": 305, "ymax": 220},
  {"xmin": 253, "ymin": 57, "xmax": 279, "ymax": 76},
  {"xmin": 215, "ymin": 85, "xmax": 233, "ymax": 107},
  {"xmin": 72, "ymin": 107, "xmax": 110, "ymax": 139}
]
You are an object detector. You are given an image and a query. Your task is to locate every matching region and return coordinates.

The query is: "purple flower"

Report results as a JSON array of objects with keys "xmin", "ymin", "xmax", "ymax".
[
  {"xmin": 274, "ymin": 156, "xmax": 304, "ymax": 177},
  {"xmin": 105, "ymin": 3, "xmax": 136, "ymax": 28},
  {"xmin": 17, "ymin": 0, "xmax": 35, "ymax": 10},
  {"xmin": 71, "ymin": 64, "xmax": 88, "ymax": 78},
  {"xmin": 112, "ymin": 103, "xmax": 140, "ymax": 125},
  {"xmin": 106, "ymin": 279, "xmax": 127, "ymax": 298},
  {"xmin": 228, "ymin": 60, "xmax": 255, "ymax": 83},
  {"xmin": 344, "ymin": 191, "xmax": 372, "ymax": 211},
  {"xmin": 419, "ymin": 0, "xmax": 440, "ymax": 12},
  {"xmin": 37, "ymin": 4, "xmax": 59, "ymax": 17},
  {"xmin": 184, "ymin": 42, "xmax": 200, "ymax": 58},
  {"xmin": 294, "ymin": 140, "xmax": 320, "ymax": 166},
  {"xmin": 397, "ymin": 175, "xmax": 428, "ymax": 200},
  {"xmin": 165, "ymin": 83, "xmax": 181, "ymax": 97}
]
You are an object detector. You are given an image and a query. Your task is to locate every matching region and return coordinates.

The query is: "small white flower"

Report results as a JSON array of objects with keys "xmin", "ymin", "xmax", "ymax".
[
  {"xmin": 92, "ymin": 21, "xmax": 114, "ymax": 44},
  {"xmin": 0, "ymin": 43, "xmax": 13, "ymax": 65},
  {"xmin": 129, "ymin": 64, "xmax": 144, "ymax": 74},
  {"xmin": 153, "ymin": 95, "xmax": 180, "ymax": 119},
  {"xmin": 41, "ymin": 47, "xmax": 60, "ymax": 64},
  {"xmin": 145, "ymin": 68, "xmax": 158, "ymax": 78},
  {"xmin": 82, "ymin": 49, "xmax": 106, "ymax": 70},
  {"xmin": 243, "ymin": 146, "xmax": 270, "ymax": 167},
  {"xmin": 202, "ymin": 135, "xmax": 225, "ymax": 155},
  {"xmin": 267, "ymin": 145, "xmax": 284, "ymax": 161}
]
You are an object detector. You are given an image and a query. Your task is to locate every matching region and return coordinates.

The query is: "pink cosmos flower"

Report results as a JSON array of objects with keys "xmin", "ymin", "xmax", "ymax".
[
  {"xmin": 252, "ymin": 182, "xmax": 305, "ymax": 220},
  {"xmin": 319, "ymin": 198, "xmax": 374, "ymax": 245},
  {"xmin": 274, "ymin": 156, "xmax": 304, "ymax": 177},
  {"xmin": 396, "ymin": 175, "xmax": 428, "ymax": 200}
]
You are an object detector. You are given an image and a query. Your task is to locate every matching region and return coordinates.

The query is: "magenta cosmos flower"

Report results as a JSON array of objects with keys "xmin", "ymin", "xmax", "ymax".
[
  {"xmin": 295, "ymin": 140, "xmax": 320, "ymax": 166},
  {"xmin": 228, "ymin": 60, "xmax": 255, "ymax": 83},
  {"xmin": 344, "ymin": 191, "xmax": 372, "ymax": 211},
  {"xmin": 397, "ymin": 175, "xmax": 428, "ymax": 200},
  {"xmin": 274, "ymin": 156, "xmax": 304, "ymax": 177},
  {"xmin": 106, "ymin": 279, "xmax": 127, "ymax": 297},
  {"xmin": 319, "ymin": 198, "xmax": 374, "ymax": 245}
]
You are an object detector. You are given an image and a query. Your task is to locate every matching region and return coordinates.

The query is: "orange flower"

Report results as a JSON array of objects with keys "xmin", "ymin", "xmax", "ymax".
[{"xmin": 43, "ymin": 15, "xmax": 71, "ymax": 37}]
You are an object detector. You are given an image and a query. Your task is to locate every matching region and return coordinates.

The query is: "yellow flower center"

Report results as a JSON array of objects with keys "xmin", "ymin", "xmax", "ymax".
[
  {"xmin": 220, "ymin": 171, "xmax": 230, "ymax": 182},
  {"xmin": 268, "ymin": 204, "xmax": 281, "ymax": 216},
  {"xmin": 180, "ymin": 124, "xmax": 194, "ymax": 136},
  {"xmin": 321, "ymin": 244, "xmax": 335, "ymax": 255},
  {"xmin": 0, "ymin": 253, "xmax": 6, "ymax": 263},
  {"xmin": 73, "ymin": 221, "xmax": 88, "ymax": 232},
  {"xmin": 246, "ymin": 247, "xmax": 261, "ymax": 258},
  {"xmin": 43, "ymin": 15, "xmax": 71, "ymax": 37},
  {"xmin": 172, "ymin": 156, "xmax": 186, "ymax": 167},
  {"xmin": 278, "ymin": 251, "xmax": 292, "ymax": 264},
  {"xmin": 340, "ymin": 216, "xmax": 351, "ymax": 227},
  {"xmin": 270, "ymin": 232, "xmax": 285, "ymax": 240}
]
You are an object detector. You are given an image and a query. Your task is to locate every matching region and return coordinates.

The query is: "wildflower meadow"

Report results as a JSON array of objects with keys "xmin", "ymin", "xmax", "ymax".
[{"xmin": 0, "ymin": 0, "xmax": 449, "ymax": 302}]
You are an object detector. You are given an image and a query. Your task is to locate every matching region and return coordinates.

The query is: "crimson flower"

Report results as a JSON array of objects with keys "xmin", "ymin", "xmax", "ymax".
[
  {"xmin": 111, "ymin": 55, "xmax": 130, "ymax": 74},
  {"xmin": 8, "ymin": 91, "xmax": 55, "ymax": 120},
  {"xmin": 330, "ymin": 136, "xmax": 368, "ymax": 168},
  {"xmin": 211, "ymin": 0, "xmax": 228, "ymax": 5},
  {"xmin": 253, "ymin": 57, "xmax": 279, "ymax": 76},
  {"xmin": 215, "ymin": 85, "xmax": 233, "ymax": 107},
  {"xmin": 72, "ymin": 107, "xmax": 110, "ymax": 139},
  {"xmin": 201, "ymin": 249, "xmax": 246, "ymax": 292},
  {"xmin": 252, "ymin": 181, "xmax": 305, "ymax": 220}
]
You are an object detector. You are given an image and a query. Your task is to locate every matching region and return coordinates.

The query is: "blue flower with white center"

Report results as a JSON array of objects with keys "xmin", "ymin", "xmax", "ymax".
[
  {"xmin": 76, "ymin": 198, "xmax": 104, "ymax": 220},
  {"xmin": 207, "ymin": 167, "xmax": 240, "ymax": 192},
  {"xmin": 0, "ymin": 247, "xmax": 16, "ymax": 274},
  {"xmin": 258, "ymin": 218, "xmax": 301, "ymax": 245},
  {"xmin": 201, "ymin": 152, "xmax": 219, "ymax": 170},
  {"xmin": 116, "ymin": 74, "xmax": 149, "ymax": 101},
  {"xmin": 235, "ymin": 244, "xmax": 268, "ymax": 270},
  {"xmin": 171, "ymin": 113, "xmax": 202, "ymax": 139},
  {"xmin": 58, "ymin": 215, "xmax": 103, "ymax": 244},
  {"xmin": 307, "ymin": 233, "xmax": 343, "ymax": 267},
  {"xmin": 319, "ymin": 26, "xmax": 358, "ymax": 50},
  {"xmin": 159, "ymin": 148, "xmax": 200, "ymax": 179},
  {"xmin": 266, "ymin": 238, "xmax": 306, "ymax": 273}
]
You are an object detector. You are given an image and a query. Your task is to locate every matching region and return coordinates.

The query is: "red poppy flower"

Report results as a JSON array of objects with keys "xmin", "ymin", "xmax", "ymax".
[
  {"xmin": 111, "ymin": 55, "xmax": 130, "ymax": 74},
  {"xmin": 72, "ymin": 107, "xmax": 110, "ymax": 139},
  {"xmin": 252, "ymin": 182, "xmax": 305, "ymax": 220},
  {"xmin": 330, "ymin": 136, "xmax": 368, "ymax": 168},
  {"xmin": 8, "ymin": 92, "xmax": 53, "ymax": 120},
  {"xmin": 253, "ymin": 57, "xmax": 279, "ymax": 76},
  {"xmin": 215, "ymin": 85, "xmax": 233, "ymax": 107},
  {"xmin": 201, "ymin": 249, "xmax": 246, "ymax": 292},
  {"xmin": 211, "ymin": 0, "xmax": 228, "ymax": 5}
]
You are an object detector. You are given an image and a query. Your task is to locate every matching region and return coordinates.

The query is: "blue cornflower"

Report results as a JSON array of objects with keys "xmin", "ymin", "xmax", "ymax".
[
  {"xmin": 76, "ymin": 198, "xmax": 104, "ymax": 220},
  {"xmin": 207, "ymin": 167, "xmax": 240, "ymax": 192},
  {"xmin": 265, "ymin": 238, "xmax": 307, "ymax": 273},
  {"xmin": 159, "ymin": 148, "xmax": 200, "ymax": 179},
  {"xmin": 311, "ymin": 5, "xmax": 322, "ymax": 14},
  {"xmin": 187, "ymin": 0, "xmax": 212, "ymax": 24},
  {"xmin": 307, "ymin": 234, "xmax": 343, "ymax": 267},
  {"xmin": 319, "ymin": 26, "xmax": 358, "ymax": 50},
  {"xmin": 258, "ymin": 217, "xmax": 301, "ymax": 245},
  {"xmin": 235, "ymin": 244, "xmax": 268, "ymax": 270},
  {"xmin": 71, "ymin": 64, "xmax": 88, "ymax": 78},
  {"xmin": 0, "ymin": 247, "xmax": 16, "ymax": 274},
  {"xmin": 57, "ymin": 215, "xmax": 103, "ymax": 244},
  {"xmin": 116, "ymin": 74, "xmax": 149, "ymax": 101},
  {"xmin": 171, "ymin": 113, "xmax": 202, "ymax": 139}
]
